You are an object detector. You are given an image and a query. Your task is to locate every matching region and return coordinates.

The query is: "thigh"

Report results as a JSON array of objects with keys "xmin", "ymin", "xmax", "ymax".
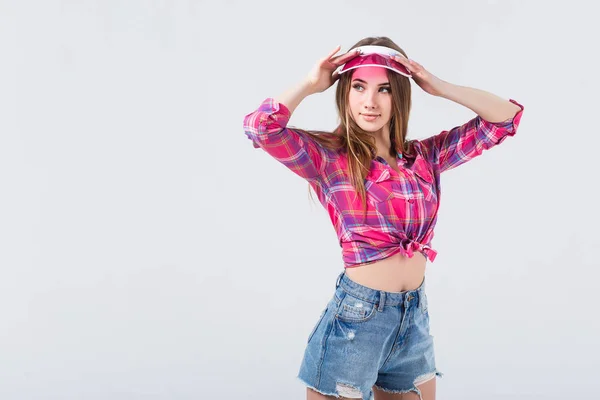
[
  {"xmin": 372, "ymin": 377, "xmax": 436, "ymax": 400},
  {"xmin": 307, "ymin": 387, "xmax": 364, "ymax": 400}
]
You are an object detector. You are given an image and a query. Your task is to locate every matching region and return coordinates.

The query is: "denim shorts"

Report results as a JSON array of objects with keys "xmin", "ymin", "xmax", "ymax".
[{"xmin": 297, "ymin": 271, "xmax": 442, "ymax": 400}]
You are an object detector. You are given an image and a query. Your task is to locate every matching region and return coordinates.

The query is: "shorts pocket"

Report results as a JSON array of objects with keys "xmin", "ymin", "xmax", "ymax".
[{"xmin": 335, "ymin": 292, "xmax": 377, "ymax": 323}]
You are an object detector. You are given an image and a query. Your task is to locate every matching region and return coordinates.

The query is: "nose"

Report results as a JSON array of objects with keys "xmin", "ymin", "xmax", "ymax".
[{"xmin": 363, "ymin": 91, "xmax": 378, "ymax": 110}]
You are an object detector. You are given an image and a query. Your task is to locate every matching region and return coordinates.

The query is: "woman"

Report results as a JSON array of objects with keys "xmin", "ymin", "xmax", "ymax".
[{"xmin": 243, "ymin": 36, "xmax": 524, "ymax": 400}]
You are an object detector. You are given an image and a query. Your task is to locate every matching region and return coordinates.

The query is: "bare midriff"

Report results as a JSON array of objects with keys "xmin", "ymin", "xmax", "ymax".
[{"xmin": 344, "ymin": 251, "xmax": 426, "ymax": 293}]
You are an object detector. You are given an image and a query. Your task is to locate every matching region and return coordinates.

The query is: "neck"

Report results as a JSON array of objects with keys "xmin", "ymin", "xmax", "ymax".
[{"xmin": 373, "ymin": 125, "xmax": 393, "ymax": 158}]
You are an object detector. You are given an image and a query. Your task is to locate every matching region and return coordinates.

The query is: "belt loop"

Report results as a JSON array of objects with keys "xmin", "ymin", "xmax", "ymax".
[
  {"xmin": 335, "ymin": 271, "xmax": 344, "ymax": 288},
  {"xmin": 378, "ymin": 291, "xmax": 386, "ymax": 312}
]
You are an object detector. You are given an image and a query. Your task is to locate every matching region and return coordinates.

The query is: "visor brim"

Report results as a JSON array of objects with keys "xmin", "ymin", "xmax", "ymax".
[{"xmin": 337, "ymin": 53, "xmax": 412, "ymax": 78}]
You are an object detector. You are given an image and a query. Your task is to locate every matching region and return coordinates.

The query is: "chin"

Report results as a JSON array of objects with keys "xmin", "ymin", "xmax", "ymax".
[{"xmin": 357, "ymin": 122, "xmax": 386, "ymax": 132}]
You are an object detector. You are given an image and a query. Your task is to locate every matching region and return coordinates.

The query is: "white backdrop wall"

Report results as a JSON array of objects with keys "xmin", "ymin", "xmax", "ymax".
[{"xmin": 1, "ymin": 1, "xmax": 598, "ymax": 399}]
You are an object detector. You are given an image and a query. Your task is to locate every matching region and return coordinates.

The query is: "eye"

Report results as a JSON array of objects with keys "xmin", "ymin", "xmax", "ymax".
[
  {"xmin": 380, "ymin": 87, "xmax": 391, "ymax": 93},
  {"xmin": 352, "ymin": 84, "xmax": 364, "ymax": 92}
]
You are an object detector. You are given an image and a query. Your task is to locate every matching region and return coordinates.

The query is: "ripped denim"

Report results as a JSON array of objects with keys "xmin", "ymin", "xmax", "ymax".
[{"xmin": 297, "ymin": 271, "xmax": 443, "ymax": 400}]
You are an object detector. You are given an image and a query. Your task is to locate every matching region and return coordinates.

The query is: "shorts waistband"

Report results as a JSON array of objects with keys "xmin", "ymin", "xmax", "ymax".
[{"xmin": 335, "ymin": 271, "xmax": 425, "ymax": 308}]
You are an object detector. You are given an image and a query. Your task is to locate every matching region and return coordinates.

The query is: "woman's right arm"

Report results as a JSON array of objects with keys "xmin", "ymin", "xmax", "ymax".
[
  {"xmin": 243, "ymin": 91, "xmax": 329, "ymax": 182},
  {"xmin": 274, "ymin": 79, "xmax": 315, "ymax": 116},
  {"xmin": 243, "ymin": 46, "xmax": 360, "ymax": 182}
]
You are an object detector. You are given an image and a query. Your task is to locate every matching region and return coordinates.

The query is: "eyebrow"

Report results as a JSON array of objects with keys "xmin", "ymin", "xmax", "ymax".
[{"xmin": 352, "ymin": 78, "xmax": 390, "ymax": 86}]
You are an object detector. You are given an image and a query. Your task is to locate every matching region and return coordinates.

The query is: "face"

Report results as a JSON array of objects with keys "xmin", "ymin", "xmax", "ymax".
[{"xmin": 348, "ymin": 66, "xmax": 393, "ymax": 133}]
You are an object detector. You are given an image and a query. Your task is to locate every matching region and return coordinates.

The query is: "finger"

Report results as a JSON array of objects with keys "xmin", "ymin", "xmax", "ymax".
[
  {"xmin": 392, "ymin": 55, "xmax": 417, "ymax": 72},
  {"xmin": 331, "ymin": 48, "xmax": 361, "ymax": 65},
  {"xmin": 391, "ymin": 54, "xmax": 410, "ymax": 65},
  {"xmin": 410, "ymin": 59, "xmax": 423, "ymax": 69},
  {"xmin": 325, "ymin": 45, "xmax": 342, "ymax": 60},
  {"xmin": 402, "ymin": 56, "xmax": 421, "ymax": 70}
]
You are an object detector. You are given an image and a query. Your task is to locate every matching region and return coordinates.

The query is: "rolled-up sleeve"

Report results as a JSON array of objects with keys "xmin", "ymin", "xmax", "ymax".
[
  {"xmin": 243, "ymin": 98, "xmax": 333, "ymax": 181},
  {"xmin": 419, "ymin": 99, "xmax": 524, "ymax": 173}
]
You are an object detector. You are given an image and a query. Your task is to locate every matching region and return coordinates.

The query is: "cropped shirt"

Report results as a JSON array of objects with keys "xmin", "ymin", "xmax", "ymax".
[{"xmin": 243, "ymin": 98, "xmax": 524, "ymax": 268}]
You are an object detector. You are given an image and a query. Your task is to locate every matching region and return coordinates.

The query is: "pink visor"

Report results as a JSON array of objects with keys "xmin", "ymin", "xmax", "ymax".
[{"xmin": 336, "ymin": 45, "xmax": 412, "ymax": 78}]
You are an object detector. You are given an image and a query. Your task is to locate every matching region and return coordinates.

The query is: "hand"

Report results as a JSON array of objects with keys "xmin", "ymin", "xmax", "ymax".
[
  {"xmin": 305, "ymin": 45, "xmax": 360, "ymax": 94},
  {"xmin": 391, "ymin": 55, "xmax": 447, "ymax": 97}
]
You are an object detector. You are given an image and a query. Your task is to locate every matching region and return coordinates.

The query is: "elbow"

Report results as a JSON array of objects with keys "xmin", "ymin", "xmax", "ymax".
[{"xmin": 507, "ymin": 99, "xmax": 524, "ymax": 119}]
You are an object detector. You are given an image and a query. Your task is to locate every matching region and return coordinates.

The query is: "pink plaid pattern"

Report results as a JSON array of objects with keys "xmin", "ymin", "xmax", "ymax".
[{"xmin": 244, "ymin": 98, "xmax": 524, "ymax": 267}]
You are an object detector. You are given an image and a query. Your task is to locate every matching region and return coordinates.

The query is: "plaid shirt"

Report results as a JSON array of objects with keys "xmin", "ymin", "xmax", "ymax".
[{"xmin": 243, "ymin": 98, "xmax": 524, "ymax": 268}]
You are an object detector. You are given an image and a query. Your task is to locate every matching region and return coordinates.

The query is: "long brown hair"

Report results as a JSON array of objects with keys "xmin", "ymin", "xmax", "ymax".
[{"xmin": 302, "ymin": 36, "xmax": 414, "ymax": 216}]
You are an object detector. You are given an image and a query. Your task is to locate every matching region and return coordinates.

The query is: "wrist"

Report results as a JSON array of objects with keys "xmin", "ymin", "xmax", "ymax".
[
  {"xmin": 436, "ymin": 80, "xmax": 455, "ymax": 99},
  {"xmin": 300, "ymin": 78, "xmax": 319, "ymax": 96}
]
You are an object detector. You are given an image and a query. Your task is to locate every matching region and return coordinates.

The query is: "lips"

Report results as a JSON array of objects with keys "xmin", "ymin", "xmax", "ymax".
[{"xmin": 361, "ymin": 113, "xmax": 380, "ymax": 121}]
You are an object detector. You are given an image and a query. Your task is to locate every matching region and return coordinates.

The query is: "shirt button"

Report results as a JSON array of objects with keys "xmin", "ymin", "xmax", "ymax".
[{"xmin": 408, "ymin": 199, "xmax": 415, "ymax": 203}]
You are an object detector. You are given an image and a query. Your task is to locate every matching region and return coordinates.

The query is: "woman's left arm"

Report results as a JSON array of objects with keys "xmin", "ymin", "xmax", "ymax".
[
  {"xmin": 391, "ymin": 54, "xmax": 522, "ymax": 122},
  {"xmin": 436, "ymin": 82, "xmax": 523, "ymax": 123},
  {"xmin": 390, "ymin": 54, "xmax": 524, "ymax": 173}
]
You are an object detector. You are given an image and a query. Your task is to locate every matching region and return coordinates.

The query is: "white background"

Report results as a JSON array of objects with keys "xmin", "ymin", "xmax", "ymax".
[{"xmin": 1, "ymin": 0, "xmax": 599, "ymax": 399}]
